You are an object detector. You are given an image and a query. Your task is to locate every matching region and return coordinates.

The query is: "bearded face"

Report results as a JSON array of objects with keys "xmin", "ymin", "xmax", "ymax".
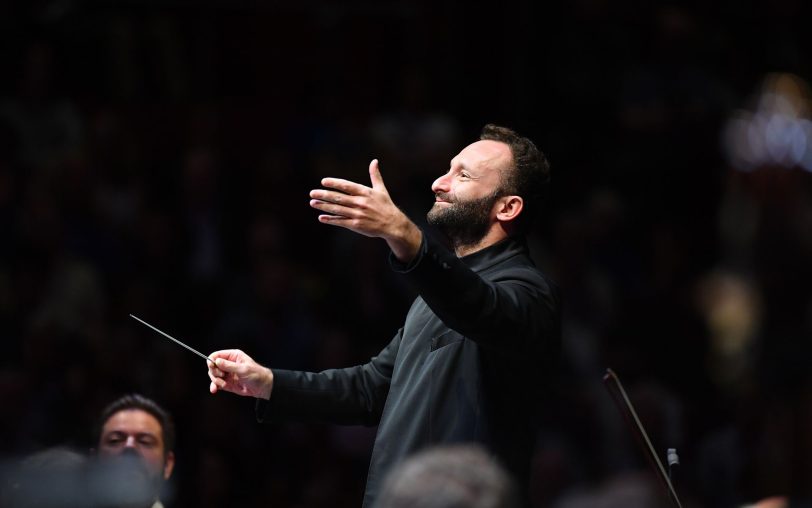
[{"xmin": 426, "ymin": 189, "xmax": 501, "ymax": 249}]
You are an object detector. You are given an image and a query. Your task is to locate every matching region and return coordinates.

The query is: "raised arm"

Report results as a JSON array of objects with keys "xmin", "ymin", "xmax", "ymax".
[
  {"xmin": 392, "ymin": 233, "xmax": 561, "ymax": 355},
  {"xmin": 309, "ymin": 159, "xmax": 423, "ymax": 263}
]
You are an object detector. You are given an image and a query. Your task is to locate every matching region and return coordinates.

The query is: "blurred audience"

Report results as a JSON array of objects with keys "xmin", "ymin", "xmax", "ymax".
[
  {"xmin": 374, "ymin": 444, "xmax": 521, "ymax": 508},
  {"xmin": 1, "ymin": 1, "xmax": 811, "ymax": 507},
  {"xmin": 1, "ymin": 446, "xmax": 89, "ymax": 508}
]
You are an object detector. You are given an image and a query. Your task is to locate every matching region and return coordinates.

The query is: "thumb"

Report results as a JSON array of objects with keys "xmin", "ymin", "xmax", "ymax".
[
  {"xmin": 215, "ymin": 358, "xmax": 239, "ymax": 373},
  {"xmin": 369, "ymin": 159, "xmax": 387, "ymax": 191}
]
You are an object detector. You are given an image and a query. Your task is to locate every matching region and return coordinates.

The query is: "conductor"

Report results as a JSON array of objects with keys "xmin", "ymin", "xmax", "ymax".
[{"xmin": 206, "ymin": 124, "xmax": 561, "ymax": 506}]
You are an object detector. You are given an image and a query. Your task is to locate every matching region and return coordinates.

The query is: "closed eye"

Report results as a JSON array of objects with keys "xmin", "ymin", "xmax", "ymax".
[
  {"xmin": 138, "ymin": 435, "xmax": 158, "ymax": 447},
  {"xmin": 105, "ymin": 432, "xmax": 125, "ymax": 445}
]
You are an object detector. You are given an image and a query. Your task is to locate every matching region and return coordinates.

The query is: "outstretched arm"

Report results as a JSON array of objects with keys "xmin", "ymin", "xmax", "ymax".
[
  {"xmin": 309, "ymin": 159, "xmax": 423, "ymax": 263},
  {"xmin": 207, "ymin": 332, "xmax": 402, "ymax": 426}
]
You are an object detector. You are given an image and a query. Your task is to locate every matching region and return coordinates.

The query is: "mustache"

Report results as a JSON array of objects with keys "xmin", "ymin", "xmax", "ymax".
[{"xmin": 434, "ymin": 192, "xmax": 453, "ymax": 202}]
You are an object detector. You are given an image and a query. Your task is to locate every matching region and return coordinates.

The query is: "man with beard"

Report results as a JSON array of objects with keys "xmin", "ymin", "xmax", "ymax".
[
  {"xmin": 91, "ymin": 394, "xmax": 176, "ymax": 508},
  {"xmin": 206, "ymin": 124, "xmax": 561, "ymax": 507}
]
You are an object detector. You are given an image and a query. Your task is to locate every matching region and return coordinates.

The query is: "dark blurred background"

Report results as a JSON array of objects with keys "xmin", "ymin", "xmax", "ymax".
[{"xmin": 1, "ymin": 0, "xmax": 811, "ymax": 507}]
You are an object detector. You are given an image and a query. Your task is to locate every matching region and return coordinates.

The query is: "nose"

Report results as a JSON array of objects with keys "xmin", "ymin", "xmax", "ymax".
[
  {"xmin": 432, "ymin": 172, "xmax": 451, "ymax": 194},
  {"xmin": 125, "ymin": 436, "xmax": 137, "ymax": 449}
]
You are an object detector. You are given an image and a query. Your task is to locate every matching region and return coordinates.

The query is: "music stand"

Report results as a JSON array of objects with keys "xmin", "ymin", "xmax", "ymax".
[{"xmin": 603, "ymin": 368, "xmax": 683, "ymax": 508}]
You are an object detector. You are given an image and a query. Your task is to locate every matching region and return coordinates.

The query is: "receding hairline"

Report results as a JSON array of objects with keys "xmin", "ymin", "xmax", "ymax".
[{"xmin": 452, "ymin": 139, "xmax": 514, "ymax": 175}]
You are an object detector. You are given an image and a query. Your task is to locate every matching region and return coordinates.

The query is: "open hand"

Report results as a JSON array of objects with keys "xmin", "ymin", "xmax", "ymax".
[{"xmin": 310, "ymin": 159, "xmax": 422, "ymax": 261}]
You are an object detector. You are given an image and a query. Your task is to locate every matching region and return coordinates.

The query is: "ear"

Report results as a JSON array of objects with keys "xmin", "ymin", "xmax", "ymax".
[
  {"xmin": 494, "ymin": 195, "xmax": 523, "ymax": 223},
  {"xmin": 163, "ymin": 451, "xmax": 176, "ymax": 480}
]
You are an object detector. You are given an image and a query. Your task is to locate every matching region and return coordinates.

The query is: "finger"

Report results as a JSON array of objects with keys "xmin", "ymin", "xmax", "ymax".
[
  {"xmin": 309, "ymin": 189, "xmax": 360, "ymax": 207},
  {"xmin": 317, "ymin": 214, "xmax": 361, "ymax": 230},
  {"xmin": 214, "ymin": 358, "xmax": 239, "ymax": 373},
  {"xmin": 208, "ymin": 369, "xmax": 225, "ymax": 382},
  {"xmin": 209, "ymin": 349, "xmax": 237, "ymax": 361},
  {"xmin": 368, "ymin": 159, "xmax": 387, "ymax": 191},
  {"xmin": 321, "ymin": 177, "xmax": 370, "ymax": 196},
  {"xmin": 211, "ymin": 378, "xmax": 227, "ymax": 392},
  {"xmin": 309, "ymin": 199, "xmax": 359, "ymax": 218}
]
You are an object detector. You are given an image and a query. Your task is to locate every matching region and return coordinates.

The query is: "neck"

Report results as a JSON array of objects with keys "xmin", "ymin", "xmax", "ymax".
[{"xmin": 451, "ymin": 227, "xmax": 510, "ymax": 257}]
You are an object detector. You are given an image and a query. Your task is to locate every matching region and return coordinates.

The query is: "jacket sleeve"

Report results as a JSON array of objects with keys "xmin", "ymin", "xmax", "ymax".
[
  {"xmin": 255, "ymin": 329, "xmax": 401, "ymax": 426},
  {"xmin": 391, "ymin": 231, "xmax": 560, "ymax": 355}
]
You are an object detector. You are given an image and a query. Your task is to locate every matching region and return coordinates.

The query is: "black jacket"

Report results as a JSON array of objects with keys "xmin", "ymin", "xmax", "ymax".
[{"xmin": 257, "ymin": 231, "xmax": 561, "ymax": 506}]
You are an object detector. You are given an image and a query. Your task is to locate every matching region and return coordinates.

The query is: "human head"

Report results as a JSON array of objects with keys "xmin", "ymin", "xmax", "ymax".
[
  {"xmin": 478, "ymin": 123, "xmax": 550, "ymax": 235},
  {"xmin": 93, "ymin": 394, "xmax": 175, "ymax": 499},
  {"xmin": 427, "ymin": 124, "xmax": 549, "ymax": 250},
  {"xmin": 374, "ymin": 444, "xmax": 521, "ymax": 508},
  {"xmin": 2, "ymin": 447, "xmax": 89, "ymax": 508}
]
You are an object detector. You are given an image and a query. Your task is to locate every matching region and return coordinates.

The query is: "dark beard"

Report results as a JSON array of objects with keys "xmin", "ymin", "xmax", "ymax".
[{"xmin": 426, "ymin": 191, "xmax": 500, "ymax": 250}]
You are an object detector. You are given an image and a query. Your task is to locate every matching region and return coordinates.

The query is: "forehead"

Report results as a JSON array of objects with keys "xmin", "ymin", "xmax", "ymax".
[
  {"xmin": 452, "ymin": 140, "xmax": 512, "ymax": 173},
  {"xmin": 102, "ymin": 409, "xmax": 163, "ymax": 437}
]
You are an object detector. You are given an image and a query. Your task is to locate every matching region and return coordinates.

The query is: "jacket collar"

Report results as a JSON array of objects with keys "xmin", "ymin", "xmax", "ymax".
[{"xmin": 460, "ymin": 236, "xmax": 528, "ymax": 272}]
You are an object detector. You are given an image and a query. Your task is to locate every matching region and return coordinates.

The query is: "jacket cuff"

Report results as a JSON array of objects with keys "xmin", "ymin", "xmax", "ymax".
[
  {"xmin": 254, "ymin": 369, "xmax": 295, "ymax": 423},
  {"xmin": 389, "ymin": 229, "xmax": 428, "ymax": 273}
]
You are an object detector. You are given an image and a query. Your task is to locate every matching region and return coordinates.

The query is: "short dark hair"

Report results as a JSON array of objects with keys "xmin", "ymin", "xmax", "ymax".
[
  {"xmin": 95, "ymin": 394, "xmax": 175, "ymax": 455},
  {"xmin": 480, "ymin": 124, "xmax": 551, "ymax": 234}
]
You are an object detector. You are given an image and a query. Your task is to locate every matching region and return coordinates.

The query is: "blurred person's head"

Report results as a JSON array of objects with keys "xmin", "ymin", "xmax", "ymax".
[
  {"xmin": 2, "ymin": 446, "xmax": 89, "ymax": 508},
  {"xmin": 375, "ymin": 444, "xmax": 521, "ymax": 508},
  {"xmin": 92, "ymin": 394, "xmax": 175, "ymax": 506},
  {"xmin": 427, "ymin": 124, "xmax": 549, "ymax": 252}
]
